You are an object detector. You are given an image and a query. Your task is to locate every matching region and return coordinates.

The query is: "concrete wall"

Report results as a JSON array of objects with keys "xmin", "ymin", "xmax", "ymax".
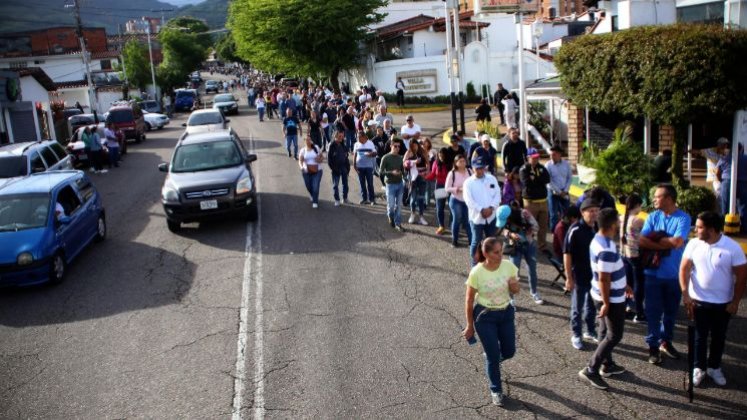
[
  {"xmin": 0, "ymin": 55, "xmax": 119, "ymax": 83},
  {"xmin": 412, "ymin": 29, "xmax": 447, "ymax": 58},
  {"xmin": 375, "ymin": 1, "xmax": 445, "ymax": 27},
  {"xmin": 618, "ymin": 0, "xmax": 676, "ymax": 29},
  {"xmin": 370, "ymin": 55, "xmax": 450, "ymax": 96},
  {"xmin": 473, "ymin": 13, "xmax": 518, "ymax": 52}
]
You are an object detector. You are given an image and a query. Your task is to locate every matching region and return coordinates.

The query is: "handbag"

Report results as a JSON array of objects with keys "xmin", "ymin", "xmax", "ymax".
[
  {"xmin": 307, "ymin": 164, "xmax": 319, "ymax": 174},
  {"xmin": 435, "ymin": 188, "xmax": 448, "ymax": 200}
]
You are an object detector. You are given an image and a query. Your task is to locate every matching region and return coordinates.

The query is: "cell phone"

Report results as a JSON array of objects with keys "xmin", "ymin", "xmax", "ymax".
[{"xmin": 462, "ymin": 326, "xmax": 477, "ymax": 346}]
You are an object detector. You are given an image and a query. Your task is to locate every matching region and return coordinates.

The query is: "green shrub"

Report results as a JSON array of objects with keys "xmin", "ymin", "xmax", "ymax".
[
  {"xmin": 466, "ymin": 82, "xmax": 476, "ymax": 99},
  {"xmin": 594, "ymin": 125, "xmax": 653, "ymax": 199},
  {"xmin": 476, "ymin": 121, "xmax": 502, "ymax": 139}
]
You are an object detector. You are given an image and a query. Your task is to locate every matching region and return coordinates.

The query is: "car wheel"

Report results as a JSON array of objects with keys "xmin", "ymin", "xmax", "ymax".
[
  {"xmin": 246, "ymin": 198, "xmax": 258, "ymax": 221},
  {"xmin": 167, "ymin": 219, "xmax": 181, "ymax": 233},
  {"xmin": 95, "ymin": 214, "xmax": 107, "ymax": 242},
  {"xmin": 49, "ymin": 252, "xmax": 66, "ymax": 285},
  {"xmin": 145, "ymin": 122, "xmax": 152, "ymax": 131}
]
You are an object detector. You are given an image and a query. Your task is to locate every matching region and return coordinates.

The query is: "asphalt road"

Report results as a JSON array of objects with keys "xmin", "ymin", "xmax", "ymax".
[{"xmin": 1, "ymin": 82, "xmax": 746, "ymax": 419}]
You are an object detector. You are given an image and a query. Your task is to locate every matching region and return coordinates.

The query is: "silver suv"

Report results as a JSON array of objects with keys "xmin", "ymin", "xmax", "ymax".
[
  {"xmin": 0, "ymin": 140, "xmax": 73, "ymax": 185},
  {"xmin": 158, "ymin": 129, "xmax": 257, "ymax": 232}
]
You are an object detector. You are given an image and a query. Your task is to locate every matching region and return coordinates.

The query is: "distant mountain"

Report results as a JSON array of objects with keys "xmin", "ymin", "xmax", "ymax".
[
  {"xmin": 1, "ymin": 0, "xmax": 229, "ymax": 35},
  {"xmin": 163, "ymin": 0, "xmax": 204, "ymax": 6}
]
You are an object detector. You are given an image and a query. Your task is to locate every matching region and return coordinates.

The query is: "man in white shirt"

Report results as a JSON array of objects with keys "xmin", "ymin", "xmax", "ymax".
[
  {"xmin": 400, "ymin": 115, "xmax": 421, "ymax": 143},
  {"xmin": 680, "ymin": 211, "xmax": 747, "ymax": 387},
  {"xmin": 463, "ymin": 156, "xmax": 502, "ymax": 265},
  {"xmin": 374, "ymin": 106, "xmax": 394, "ymax": 128}
]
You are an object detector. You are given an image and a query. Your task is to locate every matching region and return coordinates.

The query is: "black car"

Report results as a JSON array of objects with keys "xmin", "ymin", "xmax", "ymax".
[{"xmin": 158, "ymin": 129, "xmax": 257, "ymax": 232}]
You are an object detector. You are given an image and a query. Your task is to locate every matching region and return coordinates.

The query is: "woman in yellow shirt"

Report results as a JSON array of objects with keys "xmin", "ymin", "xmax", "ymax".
[{"xmin": 462, "ymin": 237, "xmax": 521, "ymax": 407}]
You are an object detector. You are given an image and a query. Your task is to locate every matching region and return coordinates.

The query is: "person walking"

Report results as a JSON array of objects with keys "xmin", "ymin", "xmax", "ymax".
[
  {"xmin": 501, "ymin": 128, "xmax": 527, "ymax": 174},
  {"xmin": 475, "ymin": 98, "xmax": 491, "ymax": 123},
  {"xmin": 471, "ymin": 134, "xmax": 499, "ymax": 175},
  {"xmin": 463, "ymin": 156, "xmax": 502, "ymax": 265},
  {"xmin": 496, "ymin": 203, "xmax": 544, "ymax": 304},
  {"xmin": 639, "ymin": 184, "xmax": 691, "ymax": 364},
  {"xmin": 493, "ymin": 83, "xmax": 509, "ymax": 126},
  {"xmin": 425, "ymin": 148, "xmax": 450, "ymax": 235},
  {"xmin": 298, "ymin": 135, "xmax": 324, "ymax": 208},
  {"xmin": 255, "ymin": 96, "xmax": 266, "ymax": 122},
  {"xmin": 502, "ymin": 93, "xmax": 518, "ymax": 128},
  {"xmin": 546, "ymin": 146, "xmax": 573, "ymax": 231},
  {"xmin": 620, "ymin": 194, "xmax": 646, "ymax": 323},
  {"xmin": 520, "ymin": 148, "xmax": 551, "ymax": 250},
  {"xmin": 342, "ymin": 106, "xmax": 357, "ymax": 152},
  {"xmin": 446, "ymin": 155, "xmax": 473, "ymax": 248},
  {"xmin": 404, "ymin": 140, "xmax": 429, "ymax": 225},
  {"xmin": 380, "ymin": 141, "xmax": 406, "ymax": 231},
  {"xmin": 282, "ymin": 108, "xmax": 302, "ymax": 159},
  {"xmin": 103, "ymin": 122, "xmax": 120, "ymax": 169},
  {"xmin": 680, "ymin": 211, "xmax": 747, "ymax": 387},
  {"xmin": 327, "ymin": 130, "xmax": 350, "ymax": 206},
  {"xmin": 462, "ymin": 237, "xmax": 521, "ymax": 407},
  {"xmin": 308, "ymin": 110, "xmax": 323, "ymax": 149},
  {"xmin": 564, "ymin": 198, "xmax": 600, "ymax": 350},
  {"xmin": 578, "ymin": 207, "xmax": 631, "ymax": 390},
  {"xmin": 353, "ymin": 131, "xmax": 377, "ymax": 205}
]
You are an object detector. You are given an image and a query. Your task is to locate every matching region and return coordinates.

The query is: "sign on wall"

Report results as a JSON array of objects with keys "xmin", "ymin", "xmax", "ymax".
[
  {"xmin": 396, "ymin": 69, "xmax": 438, "ymax": 94},
  {"xmin": 481, "ymin": 0, "xmax": 539, "ymax": 13},
  {"xmin": 0, "ymin": 71, "xmax": 22, "ymax": 104}
]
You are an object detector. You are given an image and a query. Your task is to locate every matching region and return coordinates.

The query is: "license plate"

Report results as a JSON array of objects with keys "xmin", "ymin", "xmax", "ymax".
[{"xmin": 200, "ymin": 200, "xmax": 218, "ymax": 210}]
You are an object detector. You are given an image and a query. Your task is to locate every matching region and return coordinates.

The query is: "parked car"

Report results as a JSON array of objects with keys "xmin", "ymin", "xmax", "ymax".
[
  {"xmin": 106, "ymin": 101, "xmax": 146, "ymax": 143},
  {"xmin": 68, "ymin": 113, "xmax": 97, "ymax": 136},
  {"xmin": 181, "ymin": 109, "xmax": 229, "ymax": 135},
  {"xmin": 140, "ymin": 100, "xmax": 161, "ymax": 114},
  {"xmin": 0, "ymin": 170, "xmax": 106, "ymax": 287},
  {"xmin": 212, "ymin": 93, "xmax": 240, "ymax": 116},
  {"xmin": 175, "ymin": 89, "xmax": 199, "ymax": 112},
  {"xmin": 0, "ymin": 140, "xmax": 74, "ymax": 185},
  {"xmin": 205, "ymin": 80, "xmax": 220, "ymax": 93},
  {"xmin": 158, "ymin": 129, "xmax": 258, "ymax": 232},
  {"xmin": 143, "ymin": 111, "xmax": 170, "ymax": 131}
]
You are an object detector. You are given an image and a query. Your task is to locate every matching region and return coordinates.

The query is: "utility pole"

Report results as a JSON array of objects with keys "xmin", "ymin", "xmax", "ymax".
[
  {"xmin": 67, "ymin": 0, "xmax": 98, "ymax": 119},
  {"xmin": 118, "ymin": 24, "xmax": 129, "ymax": 100},
  {"xmin": 146, "ymin": 26, "xmax": 158, "ymax": 102}
]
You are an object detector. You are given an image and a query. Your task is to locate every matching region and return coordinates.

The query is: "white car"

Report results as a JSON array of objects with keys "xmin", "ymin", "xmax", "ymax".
[
  {"xmin": 212, "ymin": 93, "xmax": 239, "ymax": 115},
  {"xmin": 181, "ymin": 109, "xmax": 230, "ymax": 136},
  {"xmin": 143, "ymin": 111, "xmax": 170, "ymax": 131}
]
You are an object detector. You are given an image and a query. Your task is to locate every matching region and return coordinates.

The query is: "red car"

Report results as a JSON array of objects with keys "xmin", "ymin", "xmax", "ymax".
[{"xmin": 106, "ymin": 101, "xmax": 146, "ymax": 143}]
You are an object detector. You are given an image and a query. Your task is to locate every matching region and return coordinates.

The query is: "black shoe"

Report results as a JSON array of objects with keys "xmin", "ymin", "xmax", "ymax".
[
  {"xmin": 451, "ymin": 240, "xmax": 458, "ymax": 248},
  {"xmin": 659, "ymin": 341, "xmax": 680, "ymax": 360},
  {"xmin": 648, "ymin": 348, "xmax": 662, "ymax": 364},
  {"xmin": 578, "ymin": 368, "xmax": 609, "ymax": 390},
  {"xmin": 388, "ymin": 217, "xmax": 395, "ymax": 228},
  {"xmin": 600, "ymin": 362, "xmax": 626, "ymax": 378},
  {"xmin": 288, "ymin": 152, "xmax": 292, "ymax": 157}
]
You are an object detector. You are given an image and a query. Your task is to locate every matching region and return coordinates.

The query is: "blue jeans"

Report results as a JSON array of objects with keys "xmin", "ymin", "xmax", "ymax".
[
  {"xmin": 345, "ymin": 129, "xmax": 356, "ymax": 152},
  {"xmin": 570, "ymin": 281, "xmax": 597, "ymax": 337},
  {"xmin": 331, "ymin": 168, "xmax": 349, "ymax": 201},
  {"xmin": 322, "ymin": 126, "xmax": 331, "ymax": 149},
  {"xmin": 302, "ymin": 170, "xmax": 323, "ymax": 204},
  {"xmin": 425, "ymin": 180, "xmax": 436, "ymax": 207},
  {"xmin": 386, "ymin": 181, "xmax": 405, "ymax": 226},
  {"xmin": 409, "ymin": 177, "xmax": 426, "ymax": 215},
  {"xmin": 285, "ymin": 134, "xmax": 298, "ymax": 159},
  {"xmin": 107, "ymin": 146, "xmax": 120, "ymax": 167},
  {"xmin": 435, "ymin": 186, "xmax": 447, "ymax": 228},
  {"xmin": 357, "ymin": 167, "xmax": 375, "ymax": 202},
  {"xmin": 510, "ymin": 241, "xmax": 538, "ymax": 296},
  {"xmin": 449, "ymin": 197, "xmax": 471, "ymax": 244},
  {"xmin": 644, "ymin": 276, "xmax": 681, "ymax": 349},
  {"xmin": 548, "ymin": 191, "xmax": 570, "ymax": 233},
  {"xmin": 469, "ymin": 222, "xmax": 498, "ymax": 266},
  {"xmin": 474, "ymin": 304, "xmax": 516, "ymax": 394},
  {"xmin": 258, "ymin": 108, "xmax": 265, "ymax": 121}
]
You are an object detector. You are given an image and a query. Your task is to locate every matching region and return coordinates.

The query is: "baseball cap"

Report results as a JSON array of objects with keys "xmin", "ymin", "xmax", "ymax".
[
  {"xmin": 495, "ymin": 205, "xmax": 512, "ymax": 229},
  {"xmin": 717, "ymin": 137, "xmax": 730, "ymax": 146},
  {"xmin": 580, "ymin": 198, "xmax": 600, "ymax": 211},
  {"xmin": 471, "ymin": 156, "xmax": 487, "ymax": 169},
  {"xmin": 480, "ymin": 133, "xmax": 490, "ymax": 142},
  {"xmin": 527, "ymin": 147, "xmax": 540, "ymax": 158}
]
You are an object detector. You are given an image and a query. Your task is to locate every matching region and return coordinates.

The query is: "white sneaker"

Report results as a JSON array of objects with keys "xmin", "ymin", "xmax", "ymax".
[
  {"xmin": 490, "ymin": 392, "xmax": 504, "ymax": 407},
  {"xmin": 571, "ymin": 335, "xmax": 583, "ymax": 350},
  {"xmin": 312, "ymin": 203, "xmax": 318, "ymax": 209},
  {"xmin": 707, "ymin": 367, "xmax": 727, "ymax": 386},
  {"xmin": 583, "ymin": 332, "xmax": 600, "ymax": 343},
  {"xmin": 418, "ymin": 216, "xmax": 428, "ymax": 225},
  {"xmin": 408, "ymin": 213, "xmax": 416, "ymax": 224},
  {"xmin": 693, "ymin": 368, "xmax": 706, "ymax": 387},
  {"xmin": 334, "ymin": 200, "xmax": 340, "ymax": 207},
  {"xmin": 99, "ymin": 169, "xmax": 108, "ymax": 174},
  {"xmin": 532, "ymin": 294, "xmax": 544, "ymax": 305}
]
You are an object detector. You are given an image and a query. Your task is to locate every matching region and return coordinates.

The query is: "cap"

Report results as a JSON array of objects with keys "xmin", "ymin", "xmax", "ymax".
[
  {"xmin": 717, "ymin": 137, "xmax": 730, "ymax": 146},
  {"xmin": 527, "ymin": 147, "xmax": 540, "ymax": 158},
  {"xmin": 580, "ymin": 198, "xmax": 601, "ymax": 211},
  {"xmin": 495, "ymin": 205, "xmax": 512, "ymax": 229},
  {"xmin": 406, "ymin": 114, "xmax": 414, "ymax": 121},
  {"xmin": 471, "ymin": 156, "xmax": 487, "ymax": 169},
  {"xmin": 480, "ymin": 133, "xmax": 490, "ymax": 142}
]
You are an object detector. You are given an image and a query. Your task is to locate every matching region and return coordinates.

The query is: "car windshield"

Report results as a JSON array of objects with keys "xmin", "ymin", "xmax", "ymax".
[
  {"xmin": 0, "ymin": 156, "xmax": 28, "ymax": 178},
  {"xmin": 0, "ymin": 194, "xmax": 50, "ymax": 231},
  {"xmin": 107, "ymin": 110, "xmax": 133, "ymax": 123},
  {"xmin": 214, "ymin": 94, "xmax": 236, "ymax": 103},
  {"xmin": 171, "ymin": 141, "xmax": 242, "ymax": 173},
  {"xmin": 176, "ymin": 91, "xmax": 195, "ymax": 99},
  {"xmin": 187, "ymin": 112, "xmax": 223, "ymax": 126}
]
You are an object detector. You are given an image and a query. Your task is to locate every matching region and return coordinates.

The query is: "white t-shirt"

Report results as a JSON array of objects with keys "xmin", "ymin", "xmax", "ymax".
[
  {"xmin": 400, "ymin": 123, "xmax": 421, "ymax": 140},
  {"xmin": 683, "ymin": 235, "xmax": 747, "ymax": 304},
  {"xmin": 300, "ymin": 146, "xmax": 323, "ymax": 172},
  {"xmin": 353, "ymin": 140, "xmax": 377, "ymax": 168}
]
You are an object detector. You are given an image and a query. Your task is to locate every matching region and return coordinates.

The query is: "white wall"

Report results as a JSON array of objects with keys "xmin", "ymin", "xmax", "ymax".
[
  {"xmin": 619, "ymin": 0, "xmax": 677, "ymax": 29},
  {"xmin": 375, "ymin": 1, "xmax": 445, "ymax": 27},
  {"xmin": 473, "ymin": 13, "xmax": 519, "ymax": 53},
  {"xmin": 20, "ymin": 76, "xmax": 49, "ymax": 105},
  {"xmin": 371, "ymin": 55, "xmax": 450, "ymax": 96},
  {"xmin": 412, "ymin": 29, "xmax": 447, "ymax": 57},
  {"xmin": 0, "ymin": 55, "xmax": 119, "ymax": 83},
  {"xmin": 58, "ymin": 88, "xmax": 91, "ymax": 111}
]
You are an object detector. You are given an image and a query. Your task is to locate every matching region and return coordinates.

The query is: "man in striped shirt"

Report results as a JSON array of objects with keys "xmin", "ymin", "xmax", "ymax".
[{"xmin": 578, "ymin": 208, "xmax": 632, "ymax": 390}]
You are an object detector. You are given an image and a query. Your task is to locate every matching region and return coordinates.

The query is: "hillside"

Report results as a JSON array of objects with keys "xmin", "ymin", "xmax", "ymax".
[{"xmin": 1, "ymin": 0, "xmax": 229, "ymax": 34}]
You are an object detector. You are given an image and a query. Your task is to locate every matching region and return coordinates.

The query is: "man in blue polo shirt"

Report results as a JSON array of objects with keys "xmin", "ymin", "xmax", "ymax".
[{"xmin": 639, "ymin": 183, "xmax": 691, "ymax": 364}]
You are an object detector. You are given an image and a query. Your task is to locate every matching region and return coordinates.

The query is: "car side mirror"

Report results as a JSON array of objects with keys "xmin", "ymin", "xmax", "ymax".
[
  {"xmin": 181, "ymin": 123, "xmax": 187, "ymax": 127},
  {"xmin": 158, "ymin": 163, "xmax": 169, "ymax": 172},
  {"xmin": 58, "ymin": 215, "xmax": 72, "ymax": 225},
  {"xmin": 246, "ymin": 154, "xmax": 257, "ymax": 163}
]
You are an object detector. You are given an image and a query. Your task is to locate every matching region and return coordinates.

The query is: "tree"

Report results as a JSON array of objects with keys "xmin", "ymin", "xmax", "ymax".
[
  {"xmin": 555, "ymin": 24, "xmax": 747, "ymax": 187},
  {"xmin": 157, "ymin": 16, "xmax": 211, "ymax": 91},
  {"xmin": 215, "ymin": 33, "xmax": 242, "ymax": 63},
  {"xmin": 227, "ymin": 0, "xmax": 387, "ymax": 89},
  {"xmin": 121, "ymin": 40, "xmax": 151, "ymax": 90}
]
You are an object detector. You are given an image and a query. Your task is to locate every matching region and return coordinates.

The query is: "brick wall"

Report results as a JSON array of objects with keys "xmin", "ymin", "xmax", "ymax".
[{"xmin": 567, "ymin": 102, "xmax": 585, "ymax": 164}]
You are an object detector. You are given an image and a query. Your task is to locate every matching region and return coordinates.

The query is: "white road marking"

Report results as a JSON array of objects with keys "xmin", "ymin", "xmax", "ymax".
[{"xmin": 232, "ymin": 134, "xmax": 265, "ymax": 420}]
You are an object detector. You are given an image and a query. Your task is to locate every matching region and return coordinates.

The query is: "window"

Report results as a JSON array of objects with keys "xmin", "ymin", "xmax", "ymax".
[
  {"xmin": 34, "ymin": 60, "xmax": 45, "ymax": 65},
  {"xmin": 611, "ymin": 16, "xmax": 619, "ymax": 32},
  {"xmin": 9, "ymin": 61, "xmax": 27, "ymax": 69},
  {"xmin": 75, "ymin": 177, "xmax": 95, "ymax": 203},
  {"xmin": 29, "ymin": 152, "xmax": 46, "ymax": 173},
  {"xmin": 57, "ymin": 185, "xmax": 81, "ymax": 215},
  {"xmin": 48, "ymin": 142, "xmax": 68, "ymax": 161},
  {"xmin": 39, "ymin": 146, "xmax": 60, "ymax": 168},
  {"xmin": 100, "ymin": 59, "xmax": 112, "ymax": 70}
]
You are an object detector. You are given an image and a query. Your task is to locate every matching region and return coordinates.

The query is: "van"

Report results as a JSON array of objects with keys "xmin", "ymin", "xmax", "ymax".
[
  {"xmin": 106, "ymin": 101, "xmax": 145, "ymax": 143},
  {"xmin": 175, "ymin": 89, "xmax": 198, "ymax": 112}
]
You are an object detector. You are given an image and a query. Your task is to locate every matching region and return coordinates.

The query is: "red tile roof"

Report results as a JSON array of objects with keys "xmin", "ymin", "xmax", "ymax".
[{"xmin": 375, "ymin": 11, "xmax": 489, "ymax": 42}]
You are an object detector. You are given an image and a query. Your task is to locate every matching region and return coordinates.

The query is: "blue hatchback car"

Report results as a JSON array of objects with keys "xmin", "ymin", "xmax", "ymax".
[{"xmin": 0, "ymin": 171, "xmax": 106, "ymax": 287}]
